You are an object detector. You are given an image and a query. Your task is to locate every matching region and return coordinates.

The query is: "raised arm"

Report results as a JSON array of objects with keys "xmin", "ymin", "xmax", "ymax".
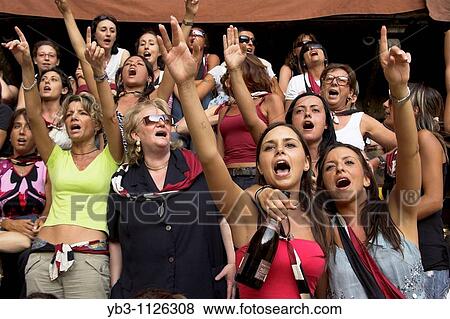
[
  {"xmin": 444, "ymin": 30, "xmax": 450, "ymax": 133},
  {"xmin": 181, "ymin": 0, "xmax": 199, "ymax": 40},
  {"xmin": 224, "ymin": 26, "xmax": 284, "ymax": 143},
  {"xmin": 380, "ymin": 26, "xmax": 420, "ymax": 240},
  {"xmin": 2, "ymin": 27, "xmax": 54, "ymax": 162},
  {"xmin": 84, "ymin": 28, "xmax": 123, "ymax": 163},
  {"xmin": 158, "ymin": 17, "xmax": 258, "ymax": 247},
  {"xmin": 55, "ymin": 0, "xmax": 100, "ymax": 102},
  {"xmin": 153, "ymin": 0, "xmax": 200, "ymax": 102}
]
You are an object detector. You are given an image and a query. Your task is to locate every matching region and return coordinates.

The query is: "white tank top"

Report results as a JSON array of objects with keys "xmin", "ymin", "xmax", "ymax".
[
  {"xmin": 335, "ymin": 112, "xmax": 365, "ymax": 151},
  {"xmin": 105, "ymin": 47, "xmax": 125, "ymax": 83}
]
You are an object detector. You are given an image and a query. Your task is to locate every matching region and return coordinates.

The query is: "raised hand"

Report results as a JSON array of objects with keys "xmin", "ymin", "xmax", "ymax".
[
  {"xmin": 2, "ymin": 27, "xmax": 32, "ymax": 67},
  {"xmin": 185, "ymin": 0, "xmax": 199, "ymax": 18},
  {"xmin": 379, "ymin": 26, "xmax": 411, "ymax": 90},
  {"xmin": 55, "ymin": 0, "xmax": 70, "ymax": 14},
  {"xmin": 223, "ymin": 25, "xmax": 246, "ymax": 71},
  {"xmin": 84, "ymin": 27, "xmax": 107, "ymax": 76},
  {"xmin": 158, "ymin": 16, "xmax": 200, "ymax": 85}
]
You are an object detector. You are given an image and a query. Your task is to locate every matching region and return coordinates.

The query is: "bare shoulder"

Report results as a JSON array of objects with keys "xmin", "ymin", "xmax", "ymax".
[{"xmin": 418, "ymin": 129, "xmax": 444, "ymax": 157}]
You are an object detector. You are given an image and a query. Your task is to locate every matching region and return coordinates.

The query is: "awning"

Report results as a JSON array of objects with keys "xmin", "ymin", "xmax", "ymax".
[
  {"xmin": 426, "ymin": 0, "xmax": 450, "ymax": 22},
  {"xmin": 0, "ymin": 0, "xmax": 435, "ymax": 23}
]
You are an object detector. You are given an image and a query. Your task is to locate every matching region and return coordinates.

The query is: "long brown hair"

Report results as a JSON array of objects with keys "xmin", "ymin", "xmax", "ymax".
[
  {"xmin": 221, "ymin": 54, "xmax": 272, "ymax": 97},
  {"xmin": 255, "ymin": 122, "xmax": 333, "ymax": 255},
  {"xmin": 283, "ymin": 33, "xmax": 317, "ymax": 74},
  {"xmin": 315, "ymin": 143, "xmax": 403, "ymax": 251}
]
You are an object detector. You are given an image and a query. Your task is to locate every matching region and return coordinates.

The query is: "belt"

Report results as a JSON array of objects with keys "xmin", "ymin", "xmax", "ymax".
[{"xmin": 228, "ymin": 167, "xmax": 257, "ymax": 177}]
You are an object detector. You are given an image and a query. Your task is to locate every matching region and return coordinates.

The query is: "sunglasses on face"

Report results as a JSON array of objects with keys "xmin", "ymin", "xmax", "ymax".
[
  {"xmin": 238, "ymin": 35, "xmax": 256, "ymax": 45},
  {"xmin": 294, "ymin": 40, "xmax": 311, "ymax": 49},
  {"xmin": 303, "ymin": 43, "xmax": 324, "ymax": 52},
  {"xmin": 190, "ymin": 29, "xmax": 205, "ymax": 38},
  {"xmin": 142, "ymin": 114, "xmax": 173, "ymax": 126},
  {"xmin": 322, "ymin": 74, "xmax": 350, "ymax": 86}
]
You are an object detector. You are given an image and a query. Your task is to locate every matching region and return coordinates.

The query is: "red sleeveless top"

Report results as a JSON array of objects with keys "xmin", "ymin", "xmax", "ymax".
[
  {"xmin": 218, "ymin": 98, "xmax": 268, "ymax": 166},
  {"xmin": 235, "ymin": 239, "xmax": 325, "ymax": 298}
]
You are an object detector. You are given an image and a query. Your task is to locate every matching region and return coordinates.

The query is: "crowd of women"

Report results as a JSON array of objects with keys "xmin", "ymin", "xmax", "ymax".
[{"xmin": 0, "ymin": 0, "xmax": 448, "ymax": 299}]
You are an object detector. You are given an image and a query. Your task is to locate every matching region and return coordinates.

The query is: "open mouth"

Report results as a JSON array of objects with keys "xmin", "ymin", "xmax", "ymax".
[
  {"xmin": 43, "ymin": 85, "xmax": 51, "ymax": 92},
  {"xmin": 328, "ymin": 88, "xmax": 339, "ymax": 97},
  {"xmin": 303, "ymin": 121, "xmax": 315, "ymax": 130},
  {"xmin": 335, "ymin": 177, "xmax": 351, "ymax": 189},
  {"xmin": 128, "ymin": 67, "xmax": 137, "ymax": 76},
  {"xmin": 310, "ymin": 50, "xmax": 319, "ymax": 56},
  {"xmin": 246, "ymin": 48, "xmax": 253, "ymax": 53},
  {"xmin": 17, "ymin": 138, "xmax": 27, "ymax": 144},
  {"xmin": 273, "ymin": 160, "xmax": 291, "ymax": 177},
  {"xmin": 143, "ymin": 51, "xmax": 151, "ymax": 58},
  {"xmin": 155, "ymin": 131, "xmax": 168, "ymax": 137},
  {"xmin": 70, "ymin": 123, "xmax": 81, "ymax": 133},
  {"xmin": 103, "ymin": 39, "xmax": 111, "ymax": 45}
]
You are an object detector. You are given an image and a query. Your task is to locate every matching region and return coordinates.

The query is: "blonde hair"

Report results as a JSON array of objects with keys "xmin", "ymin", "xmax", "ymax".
[
  {"xmin": 124, "ymin": 98, "xmax": 181, "ymax": 165},
  {"xmin": 60, "ymin": 94, "xmax": 103, "ymax": 135}
]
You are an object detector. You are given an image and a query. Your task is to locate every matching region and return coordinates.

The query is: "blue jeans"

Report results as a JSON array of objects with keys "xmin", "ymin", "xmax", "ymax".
[
  {"xmin": 231, "ymin": 175, "xmax": 257, "ymax": 190},
  {"xmin": 424, "ymin": 269, "xmax": 450, "ymax": 299}
]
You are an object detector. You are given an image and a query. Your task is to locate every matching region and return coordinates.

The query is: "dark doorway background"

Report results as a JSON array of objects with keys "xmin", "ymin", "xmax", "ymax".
[{"xmin": 0, "ymin": 11, "xmax": 447, "ymax": 119}]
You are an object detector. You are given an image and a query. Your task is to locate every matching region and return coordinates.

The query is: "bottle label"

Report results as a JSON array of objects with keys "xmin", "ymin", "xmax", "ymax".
[{"xmin": 254, "ymin": 259, "xmax": 271, "ymax": 282}]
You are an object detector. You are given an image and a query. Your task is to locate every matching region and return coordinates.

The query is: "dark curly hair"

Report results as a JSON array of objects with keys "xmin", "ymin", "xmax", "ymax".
[
  {"xmin": 39, "ymin": 67, "xmax": 73, "ymax": 104},
  {"xmin": 91, "ymin": 14, "xmax": 119, "ymax": 55}
]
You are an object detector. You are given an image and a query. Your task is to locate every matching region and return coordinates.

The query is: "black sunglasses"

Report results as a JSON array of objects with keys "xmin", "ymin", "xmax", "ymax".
[
  {"xmin": 303, "ymin": 43, "xmax": 323, "ymax": 52},
  {"xmin": 294, "ymin": 40, "xmax": 311, "ymax": 49},
  {"xmin": 238, "ymin": 35, "xmax": 256, "ymax": 45}
]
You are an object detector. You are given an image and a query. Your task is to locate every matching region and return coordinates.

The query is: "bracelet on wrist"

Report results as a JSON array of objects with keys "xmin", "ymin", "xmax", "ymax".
[
  {"xmin": 389, "ymin": 87, "xmax": 410, "ymax": 106},
  {"xmin": 21, "ymin": 78, "xmax": 37, "ymax": 92},
  {"xmin": 94, "ymin": 73, "xmax": 108, "ymax": 82},
  {"xmin": 254, "ymin": 185, "xmax": 273, "ymax": 205},
  {"xmin": 182, "ymin": 19, "xmax": 194, "ymax": 26}
]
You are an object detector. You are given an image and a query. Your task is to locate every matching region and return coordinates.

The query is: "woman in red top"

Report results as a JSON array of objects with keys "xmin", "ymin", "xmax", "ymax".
[
  {"xmin": 217, "ymin": 53, "xmax": 284, "ymax": 190},
  {"xmin": 159, "ymin": 19, "xmax": 332, "ymax": 298}
]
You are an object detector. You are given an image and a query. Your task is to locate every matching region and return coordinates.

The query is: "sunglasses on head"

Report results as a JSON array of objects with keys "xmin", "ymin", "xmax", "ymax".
[
  {"xmin": 190, "ymin": 29, "xmax": 205, "ymax": 38},
  {"xmin": 142, "ymin": 114, "xmax": 173, "ymax": 126},
  {"xmin": 238, "ymin": 35, "xmax": 256, "ymax": 45}
]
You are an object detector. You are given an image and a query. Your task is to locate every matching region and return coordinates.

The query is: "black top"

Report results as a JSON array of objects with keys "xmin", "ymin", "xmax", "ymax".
[
  {"xmin": 108, "ymin": 149, "xmax": 227, "ymax": 298},
  {"xmin": 383, "ymin": 149, "xmax": 450, "ymax": 271}
]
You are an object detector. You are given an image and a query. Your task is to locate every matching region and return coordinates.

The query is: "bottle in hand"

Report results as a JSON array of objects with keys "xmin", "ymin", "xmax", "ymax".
[{"xmin": 235, "ymin": 217, "xmax": 280, "ymax": 289}]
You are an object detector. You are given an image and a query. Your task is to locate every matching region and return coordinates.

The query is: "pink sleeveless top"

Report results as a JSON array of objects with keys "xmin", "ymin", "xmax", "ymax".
[
  {"xmin": 235, "ymin": 239, "xmax": 325, "ymax": 298},
  {"xmin": 218, "ymin": 98, "xmax": 269, "ymax": 166}
]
